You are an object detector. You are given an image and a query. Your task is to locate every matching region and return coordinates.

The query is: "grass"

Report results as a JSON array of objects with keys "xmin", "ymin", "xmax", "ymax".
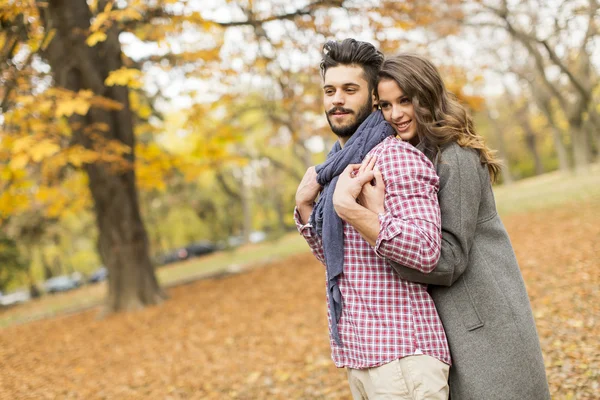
[
  {"xmin": 1, "ymin": 162, "xmax": 598, "ymax": 328},
  {"xmin": 0, "ymin": 232, "xmax": 311, "ymax": 328},
  {"xmin": 494, "ymin": 163, "xmax": 600, "ymax": 216}
]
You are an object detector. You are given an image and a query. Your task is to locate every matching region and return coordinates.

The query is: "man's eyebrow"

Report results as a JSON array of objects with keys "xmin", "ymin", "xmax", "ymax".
[{"xmin": 322, "ymin": 82, "xmax": 361, "ymax": 89}]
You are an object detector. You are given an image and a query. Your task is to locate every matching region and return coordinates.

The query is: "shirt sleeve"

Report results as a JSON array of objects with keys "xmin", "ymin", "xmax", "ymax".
[
  {"xmin": 387, "ymin": 143, "xmax": 483, "ymax": 286},
  {"xmin": 373, "ymin": 142, "xmax": 442, "ymax": 273},
  {"xmin": 294, "ymin": 206, "xmax": 326, "ymax": 266}
]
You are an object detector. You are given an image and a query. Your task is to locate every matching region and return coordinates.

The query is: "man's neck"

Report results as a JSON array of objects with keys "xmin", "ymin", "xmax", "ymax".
[{"xmin": 338, "ymin": 136, "xmax": 350, "ymax": 148}]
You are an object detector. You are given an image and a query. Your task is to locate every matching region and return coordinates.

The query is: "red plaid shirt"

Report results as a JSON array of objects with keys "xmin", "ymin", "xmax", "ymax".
[{"xmin": 295, "ymin": 136, "xmax": 451, "ymax": 369}]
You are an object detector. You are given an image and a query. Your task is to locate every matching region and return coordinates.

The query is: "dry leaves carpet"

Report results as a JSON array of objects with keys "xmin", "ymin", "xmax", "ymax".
[{"xmin": 1, "ymin": 199, "xmax": 598, "ymax": 399}]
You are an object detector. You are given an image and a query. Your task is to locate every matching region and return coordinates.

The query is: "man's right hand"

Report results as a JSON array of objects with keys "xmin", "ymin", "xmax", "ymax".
[{"xmin": 295, "ymin": 166, "xmax": 322, "ymax": 224}]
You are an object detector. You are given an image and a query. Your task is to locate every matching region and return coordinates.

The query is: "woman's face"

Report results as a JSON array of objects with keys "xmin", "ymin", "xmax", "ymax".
[{"xmin": 377, "ymin": 78, "xmax": 418, "ymax": 145}]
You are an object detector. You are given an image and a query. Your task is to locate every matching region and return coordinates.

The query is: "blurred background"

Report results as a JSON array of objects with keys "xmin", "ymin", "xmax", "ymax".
[{"xmin": 0, "ymin": 1, "xmax": 598, "ymax": 399}]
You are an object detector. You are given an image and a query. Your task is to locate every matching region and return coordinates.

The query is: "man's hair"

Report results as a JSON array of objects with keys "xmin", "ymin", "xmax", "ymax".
[{"xmin": 320, "ymin": 38, "xmax": 384, "ymax": 93}]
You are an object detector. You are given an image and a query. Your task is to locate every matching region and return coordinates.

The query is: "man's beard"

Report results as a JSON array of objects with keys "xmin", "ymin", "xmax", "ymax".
[{"xmin": 326, "ymin": 98, "xmax": 373, "ymax": 138}]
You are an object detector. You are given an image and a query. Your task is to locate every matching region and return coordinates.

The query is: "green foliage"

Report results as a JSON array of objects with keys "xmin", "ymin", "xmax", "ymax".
[{"xmin": 0, "ymin": 236, "xmax": 27, "ymax": 292}]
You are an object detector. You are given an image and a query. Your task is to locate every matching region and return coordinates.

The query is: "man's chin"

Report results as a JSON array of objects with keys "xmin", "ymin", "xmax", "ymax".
[{"xmin": 329, "ymin": 121, "xmax": 356, "ymax": 138}]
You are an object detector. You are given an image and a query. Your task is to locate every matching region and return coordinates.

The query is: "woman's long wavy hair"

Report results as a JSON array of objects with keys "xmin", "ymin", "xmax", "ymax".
[{"xmin": 378, "ymin": 54, "xmax": 501, "ymax": 182}]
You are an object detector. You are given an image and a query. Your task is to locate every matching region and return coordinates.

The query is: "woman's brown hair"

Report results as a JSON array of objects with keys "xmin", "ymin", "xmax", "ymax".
[{"xmin": 378, "ymin": 54, "xmax": 501, "ymax": 182}]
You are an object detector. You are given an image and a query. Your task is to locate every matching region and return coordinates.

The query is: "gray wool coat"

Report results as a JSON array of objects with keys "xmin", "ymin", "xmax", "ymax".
[{"xmin": 389, "ymin": 142, "xmax": 551, "ymax": 400}]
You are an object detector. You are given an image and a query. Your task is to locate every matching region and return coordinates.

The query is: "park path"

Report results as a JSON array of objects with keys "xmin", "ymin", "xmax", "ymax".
[{"xmin": 0, "ymin": 199, "xmax": 598, "ymax": 399}]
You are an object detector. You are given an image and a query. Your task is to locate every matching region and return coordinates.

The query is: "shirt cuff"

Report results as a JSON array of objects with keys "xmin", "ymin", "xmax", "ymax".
[
  {"xmin": 294, "ymin": 206, "xmax": 314, "ymax": 237},
  {"xmin": 374, "ymin": 211, "xmax": 402, "ymax": 257}
]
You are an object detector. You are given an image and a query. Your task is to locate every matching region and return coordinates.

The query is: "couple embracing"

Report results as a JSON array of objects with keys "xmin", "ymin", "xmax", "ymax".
[{"xmin": 294, "ymin": 39, "xmax": 550, "ymax": 400}]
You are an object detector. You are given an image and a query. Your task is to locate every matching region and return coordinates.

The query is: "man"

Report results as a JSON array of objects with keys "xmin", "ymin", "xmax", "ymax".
[{"xmin": 294, "ymin": 38, "xmax": 451, "ymax": 399}]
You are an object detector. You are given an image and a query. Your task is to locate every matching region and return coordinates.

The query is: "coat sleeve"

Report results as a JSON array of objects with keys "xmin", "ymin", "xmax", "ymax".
[{"xmin": 388, "ymin": 144, "xmax": 482, "ymax": 286}]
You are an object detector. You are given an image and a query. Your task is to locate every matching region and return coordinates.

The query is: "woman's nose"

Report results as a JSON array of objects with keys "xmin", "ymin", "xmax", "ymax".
[{"xmin": 392, "ymin": 106, "xmax": 404, "ymax": 120}]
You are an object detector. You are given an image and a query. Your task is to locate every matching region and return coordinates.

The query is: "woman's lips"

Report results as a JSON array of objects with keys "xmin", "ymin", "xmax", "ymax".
[{"xmin": 395, "ymin": 120, "xmax": 411, "ymax": 132}]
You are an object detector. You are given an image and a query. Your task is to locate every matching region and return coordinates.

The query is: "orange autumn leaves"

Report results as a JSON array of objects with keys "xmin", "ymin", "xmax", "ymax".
[{"xmin": 0, "ymin": 199, "xmax": 598, "ymax": 399}]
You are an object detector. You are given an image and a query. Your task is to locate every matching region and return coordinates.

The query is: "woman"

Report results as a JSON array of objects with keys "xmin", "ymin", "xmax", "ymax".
[{"xmin": 358, "ymin": 54, "xmax": 551, "ymax": 399}]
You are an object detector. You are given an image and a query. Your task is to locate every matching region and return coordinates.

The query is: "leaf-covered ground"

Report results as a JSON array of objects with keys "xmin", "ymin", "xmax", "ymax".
[{"xmin": 1, "ymin": 199, "xmax": 598, "ymax": 399}]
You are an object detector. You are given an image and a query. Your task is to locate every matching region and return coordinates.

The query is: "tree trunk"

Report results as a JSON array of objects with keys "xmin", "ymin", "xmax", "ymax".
[
  {"xmin": 568, "ymin": 104, "xmax": 593, "ymax": 171},
  {"xmin": 522, "ymin": 121, "xmax": 545, "ymax": 176},
  {"xmin": 486, "ymin": 110, "xmax": 514, "ymax": 184},
  {"xmin": 535, "ymin": 95, "xmax": 570, "ymax": 172},
  {"xmin": 41, "ymin": 250, "xmax": 55, "ymax": 280},
  {"xmin": 571, "ymin": 125, "xmax": 592, "ymax": 171},
  {"xmin": 241, "ymin": 167, "xmax": 252, "ymax": 244},
  {"xmin": 41, "ymin": 0, "xmax": 165, "ymax": 312}
]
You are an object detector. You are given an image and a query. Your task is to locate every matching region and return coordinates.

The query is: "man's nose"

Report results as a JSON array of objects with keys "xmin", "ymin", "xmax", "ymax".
[{"xmin": 332, "ymin": 91, "xmax": 345, "ymax": 105}]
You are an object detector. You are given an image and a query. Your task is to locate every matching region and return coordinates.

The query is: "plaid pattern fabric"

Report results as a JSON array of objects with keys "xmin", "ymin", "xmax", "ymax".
[{"xmin": 295, "ymin": 136, "xmax": 451, "ymax": 369}]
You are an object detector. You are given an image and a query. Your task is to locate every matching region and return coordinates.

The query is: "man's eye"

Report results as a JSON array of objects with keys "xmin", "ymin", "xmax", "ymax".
[{"xmin": 325, "ymin": 90, "xmax": 334, "ymax": 95}]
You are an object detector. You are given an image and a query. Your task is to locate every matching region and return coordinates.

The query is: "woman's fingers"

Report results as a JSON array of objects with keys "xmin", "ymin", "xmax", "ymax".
[
  {"xmin": 355, "ymin": 170, "xmax": 375, "ymax": 186},
  {"xmin": 359, "ymin": 155, "xmax": 377, "ymax": 176},
  {"xmin": 366, "ymin": 155, "xmax": 377, "ymax": 172},
  {"xmin": 358, "ymin": 156, "xmax": 370, "ymax": 175},
  {"xmin": 343, "ymin": 163, "xmax": 362, "ymax": 177},
  {"xmin": 343, "ymin": 157, "xmax": 377, "ymax": 181},
  {"xmin": 373, "ymin": 167, "xmax": 383, "ymax": 186}
]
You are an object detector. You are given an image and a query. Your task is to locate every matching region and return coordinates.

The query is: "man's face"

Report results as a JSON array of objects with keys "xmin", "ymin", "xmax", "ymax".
[{"xmin": 323, "ymin": 65, "xmax": 373, "ymax": 138}]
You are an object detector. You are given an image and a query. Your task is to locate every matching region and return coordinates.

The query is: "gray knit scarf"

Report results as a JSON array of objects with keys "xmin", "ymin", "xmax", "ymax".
[{"xmin": 310, "ymin": 110, "xmax": 395, "ymax": 346}]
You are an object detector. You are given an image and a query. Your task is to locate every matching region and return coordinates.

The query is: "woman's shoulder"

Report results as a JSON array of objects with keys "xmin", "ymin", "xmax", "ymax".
[{"xmin": 439, "ymin": 142, "xmax": 481, "ymax": 167}]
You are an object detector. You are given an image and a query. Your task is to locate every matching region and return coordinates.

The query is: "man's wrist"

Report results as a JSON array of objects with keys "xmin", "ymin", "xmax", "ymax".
[
  {"xmin": 335, "ymin": 198, "xmax": 361, "ymax": 221},
  {"xmin": 296, "ymin": 202, "xmax": 314, "ymax": 224}
]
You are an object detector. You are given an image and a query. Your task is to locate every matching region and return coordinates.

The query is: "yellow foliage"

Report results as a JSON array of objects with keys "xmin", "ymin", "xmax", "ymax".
[
  {"xmin": 89, "ymin": 95, "xmax": 124, "ymax": 111},
  {"xmin": 56, "ymin": 98, "xmax": 91, "ymax": 117},
  {"xmin": 104, "ymin": 139, "xmax": 132, "ymax": 155},
  {"xmin": 66, "ymin": 146, "xmax": 100, "ymax": 167},
  {"xmin": 129, "ymin": 91, "xmax": 152, "ymax": 119},
  {"xmin": 86, "ymin": 31, "xmax": 107, "ymax": 46},
  {"xmin": 113, "ymin": 7, "xmax": 143, "ymax": 22},
  {"xmin": 55, "ymin": 90, "xmax": 94, "ymax": 117},
  {"xmin": 89, "ymin": 0, "xmax": 98, "ymax": 13},
  {"xmin": 9, "ymin": 154, "xmax": 29, "ymax": 171},
  {"xmin": 0, "ymin": 192, "xmax": 30, "ymax": 218},
  {"xmin": 30, "ymin": 140, "xmax": 61, "ymax": 162},
  {"xmin": 12, "ymin": 136, "xmax": 36, "ymax": 153},
  {"xmin": 104, "ymin": 67, "xmax": 143, "ymax": 89}
]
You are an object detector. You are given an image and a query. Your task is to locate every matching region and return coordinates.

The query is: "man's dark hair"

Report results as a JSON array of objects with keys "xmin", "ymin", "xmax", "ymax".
[{"xmin": 320, "ymin": 38, "xmax": 384, "ymax": 93}]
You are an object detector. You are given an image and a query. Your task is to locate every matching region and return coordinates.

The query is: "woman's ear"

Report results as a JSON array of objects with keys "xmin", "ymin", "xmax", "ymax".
[{"xmin": 372, "ymin": 91, "xmax": 379, "ymax": 111}]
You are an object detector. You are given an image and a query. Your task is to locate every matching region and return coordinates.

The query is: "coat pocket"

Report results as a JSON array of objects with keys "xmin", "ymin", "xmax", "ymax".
[{"xmin": 451, "ymin": 275, "xmax": 484, "ymax": 331}]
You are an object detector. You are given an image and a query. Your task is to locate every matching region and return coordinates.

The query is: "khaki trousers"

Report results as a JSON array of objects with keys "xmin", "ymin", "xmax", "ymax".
[{"xmin": 346, "ymin": 355, "xmax": 450, "ymax": 400}]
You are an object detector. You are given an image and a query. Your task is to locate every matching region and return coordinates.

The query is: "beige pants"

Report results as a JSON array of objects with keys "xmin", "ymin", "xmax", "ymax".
[{"xmin": 346, "ymin": 355, "xmax": 450, "ymax": 400}]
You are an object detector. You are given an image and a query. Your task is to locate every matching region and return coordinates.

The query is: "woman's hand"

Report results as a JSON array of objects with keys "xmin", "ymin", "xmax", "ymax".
[
  {"xmin": 357, "ymin": 156, "xmax": 385, "ymax": 215},
  {"xmin": 332, "ymin": 158, "xmax": 376, "ymax": 220}
]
